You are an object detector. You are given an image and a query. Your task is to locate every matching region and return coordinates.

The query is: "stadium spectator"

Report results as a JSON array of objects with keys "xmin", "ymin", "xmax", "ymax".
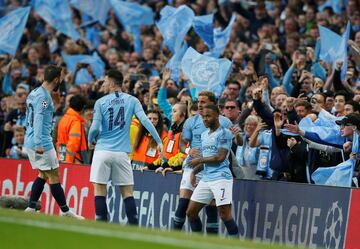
[
  {"xmin": 9, "ymin": 126, "xmax": 28, "ymax": 160},
  {"xmin": 56, "ymin": 94, "xmax": 88, "ymax": 164}
]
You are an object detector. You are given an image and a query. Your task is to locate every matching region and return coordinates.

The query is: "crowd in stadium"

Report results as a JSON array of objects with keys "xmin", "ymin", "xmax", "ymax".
[{"xmin": 1, "ymin": 0, "xmax": 360, "ymax": 191}]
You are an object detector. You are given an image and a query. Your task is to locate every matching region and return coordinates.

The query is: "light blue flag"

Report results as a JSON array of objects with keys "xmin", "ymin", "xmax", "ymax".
[
  {"xmin": 110, "ymin": 0, "xmax": 154, "ymax": 54},
  {"xmin": 209, "ymin": 14, "xmax": 236, "ymax": 58},
  {"xmin": 319, "ymin": 21, "xmax": 350, "ymax": 80},
  {"xmin": 156, "ymin": 5, "xmax": 195, "ymax": 53},
  {"xmin": 62, "ymin": 52, "xmax": 105, "ymax": 85},
  {"xmin": 193, "ymin": 14, "xmax": 214, "ymax": 49},
  {"xmin": 311, "ymin": 159, "xmax": 354, "ymax": 187},
  {"xmin": 299, "ymin": 116, "xmax": 344, "ymax": 146},
  {"xmin": 181, "ymin": 47, "xmax": 232, "ymax": 97},
  {"xmin": 312, "ymin": 130, "xmax": 358, "ymax": 187},
  {"xmin": 70, "ymin": 0, "xmax": 111, "ymax": 26},
  {"xmin": 166, "ymin": 42, "xmax": 188, "ymax": 82},
  {"xmin": 318, "ymin": 0, "xmax": 347, "ymax": 14},
  {"xmin": 2, "ymin": 73, "xmax": 13, "ymax": 95},
  {"xmin": 33, "ymin": 0, "xmax": 80, "ymax": 41},
  {"xmin": 0, "ymin": 7, "xmax": 30, "ymax": 55}
]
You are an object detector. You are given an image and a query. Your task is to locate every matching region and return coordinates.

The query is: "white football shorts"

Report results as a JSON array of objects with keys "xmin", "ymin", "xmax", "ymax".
[
  {"xmin": 90, "ymin": 150, "xmax": 133, "ymax": 186},
  {"xmin": 191, "ymin": 179, "xmax": 233, "ymax": 206},
  {"xmin": 25, "ymin": 148, "xmax": 59, "ymax": 171}
]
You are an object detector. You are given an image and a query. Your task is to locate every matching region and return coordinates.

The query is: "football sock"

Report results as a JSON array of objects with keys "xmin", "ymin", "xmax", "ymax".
[
  {"xmin": 124, "ymin": 196, "xmax": 138, "ymax": 225},
  {"xmin": 29, "ymin": 177, "xmax": 46, "ymax": 209},
  {"xmin": 95, "ymin": 196, "xmax": 108, "ymax": 221},
  {"xmin": 189, "ymin": 217, "xmax": 203, "ymax": 232},
  {"xmin": 50, "ymin": 183, "xmax": 69, "ymax": 212},
  {"xmin": 205, "ymin": 205, "xmax": 219, "ymax": 234},
  {"xmin": 224, "ymin": 219, "xmax": 239, "ymax": 236},
  {"xmin": 173, "ymin": 198, "xmax": 190, "ymax": 230}
]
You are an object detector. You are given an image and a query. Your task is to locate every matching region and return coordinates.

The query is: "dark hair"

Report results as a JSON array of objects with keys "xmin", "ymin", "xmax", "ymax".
[
  {"xmin": 44, "ymin": 65, "xmax": 62, "ymax": 82},
  {"xmin": 334, "ymin": 90, "xmax": 350, "ymax": 101},
  {"xmin": 203, "ymin": 104, "xmax": 220, "ymax": 114},
  {"xmin": 345, "ymin": 100, "xmax": 360, "ymax": 113},
  {"xmin": 69, "ymin": 95, "xmax": 87, "ymax": 112},
  {"xmin": 224, "ymin": 98, "xmax": 240, "ymax": 108},
  {"xmin": 134, "ymin": 110, "xmax": 164, "ymax": 150},
  {"xmin": 106, "ymin": 69, "xmax": 123, "ymax": 86},
  {"xmin": 226, "ymin": 81, "xmax": 240, "ymax": 89},
  {"xmin": 294, "ymin": 100, "xmax": 312, "ymax": 111},
  {"xmin": 198, "ymin": 91, "xmax": 216, "ymax": 104}
]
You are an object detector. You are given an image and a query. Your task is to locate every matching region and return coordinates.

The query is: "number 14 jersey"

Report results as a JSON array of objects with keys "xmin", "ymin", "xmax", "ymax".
[{"xmin": 92, "ymin": 91, "xmax": 143, "ymax": 153}]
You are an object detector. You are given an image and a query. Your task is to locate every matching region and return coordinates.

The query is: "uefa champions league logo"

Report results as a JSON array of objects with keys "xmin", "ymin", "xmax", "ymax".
[
  {"xmin": 323, "ymin": 201, "xmax": 343, "ymax": 249},
  {"xmin": 191, "ymin": 60, "xmax": 220, "ymax": 87}
]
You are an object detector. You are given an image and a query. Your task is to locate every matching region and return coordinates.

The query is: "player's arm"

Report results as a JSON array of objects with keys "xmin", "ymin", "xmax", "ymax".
[
  {"xmin": 33, "ymin": 97, "xmax": 46, "ymax": 153},
  {"xmin": 88, "ymin": 101, "xmax": 102, "ymax": 146},
  {"xmin": 189, "ymin": 148, "xmax": 229, "ymax": 167},
  {"xmin": 134, "ymin": 99, "xmax": 163, "ymax": 151},
  {"xmin": 179, "ymin": 118, "xmax": 193, "ymax": 155}
]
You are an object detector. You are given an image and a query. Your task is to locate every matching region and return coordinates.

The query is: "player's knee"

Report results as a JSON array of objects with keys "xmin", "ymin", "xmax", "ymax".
[
  {"xmin": 186, "ymin": 207, "xmax": 197, "ymax": 220},
  {"xmin": 218, "ymin": 206, "xmax": 232, "ymax": 221},
  {"xmin": 38, "ymin": 171, "xmax": 48, "ymax": 180},
  {"xmin": 93, "ymin": 183, "xmax": 107, "ymax": 196},
  {"xmin": 47, "ymin": 169, "xmax": 60, "ymax": 184}
]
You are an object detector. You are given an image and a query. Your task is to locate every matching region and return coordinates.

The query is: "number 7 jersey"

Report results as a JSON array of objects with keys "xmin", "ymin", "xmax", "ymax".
[{"xmin": 92, "ymin": 91, "xmax": 143, "ymax": 153}]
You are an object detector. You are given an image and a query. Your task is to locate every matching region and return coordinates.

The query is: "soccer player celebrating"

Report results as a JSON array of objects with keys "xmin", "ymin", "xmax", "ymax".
[
  {"xmin": 187, "ymin": 104, "xmax": 238, "ymax": 237},
  {"xmin": 88, "ymin": 69, "xmax": 164, "ymax": 223},
  {"xmin": 24, "ymin": 65, "xmax": 83, "ymax": 219},
  {"xmin": 174, "ymin": 91, "xmax": 233, "ymax": 234}
]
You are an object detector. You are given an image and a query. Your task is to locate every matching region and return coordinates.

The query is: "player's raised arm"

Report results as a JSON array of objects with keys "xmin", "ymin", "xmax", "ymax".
[
  {"xmin": 133, "ymin": 98, "xmax": 163, "ymax": 149},
  {"xmin": 88, "ymin": 101, "xmax": 102, "ymax": 146}
]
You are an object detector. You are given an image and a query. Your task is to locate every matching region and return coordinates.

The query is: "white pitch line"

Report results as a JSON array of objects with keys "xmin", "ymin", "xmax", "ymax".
[{"xmin": 0, "ymin": 216, "xmax": 251, "ymax": 249}]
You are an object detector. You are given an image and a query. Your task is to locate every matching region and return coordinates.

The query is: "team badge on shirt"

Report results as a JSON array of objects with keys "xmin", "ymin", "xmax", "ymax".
[{"xmin": 41, "ymin": 100, "xmax": 48, "ymax": 109}]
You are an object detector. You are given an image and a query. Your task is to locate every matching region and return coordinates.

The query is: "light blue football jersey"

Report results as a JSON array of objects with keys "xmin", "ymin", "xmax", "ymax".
[
  {"xmin": 201, "ymin": 127, "xmax": 233, "ymax": 182},
  {"xmin": 24, "ymin": 86, "xmax": 54, "ymax": 152},
  {"xmin": 90, "ymin": 91, "xmax": 147, "ymax": 152},
  {"xmin": 182, "ymin": 114, "xmax": 232, "ymax": 169}
]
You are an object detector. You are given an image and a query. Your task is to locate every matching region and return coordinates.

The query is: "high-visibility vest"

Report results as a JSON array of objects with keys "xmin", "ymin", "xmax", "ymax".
[
  {"xmin": 163, "ymin": 130, "xmax": 184, "ymax": 160},
  {"xmin": 56, "ymin": 108, "xmax": 88, "ymax": 164},
  {"xmin": 132, "ymin": 130, "xmax": 167, "ymax": 167}
]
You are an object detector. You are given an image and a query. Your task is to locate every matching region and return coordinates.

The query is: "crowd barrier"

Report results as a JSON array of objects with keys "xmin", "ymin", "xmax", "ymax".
[{"xmin": 0, "ymin": 159, "xmax": 358, "ymax": 249}]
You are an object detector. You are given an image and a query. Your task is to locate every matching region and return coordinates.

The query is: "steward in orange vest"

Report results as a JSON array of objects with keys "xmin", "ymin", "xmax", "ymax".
[
  {"xmin": 132, "ymin": 110, "xmax": 167, "ymax": 169},
  {"xmin": 56, "ymin": 95, "xmax": 88, "ymax": 164}
]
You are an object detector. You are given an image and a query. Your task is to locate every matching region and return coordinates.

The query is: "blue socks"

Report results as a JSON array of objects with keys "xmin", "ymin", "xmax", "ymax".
[
  {"xmin": 50, "ymin": 183, "xmax": 69, "ymax": 212},
  {"xmin": 95, "ymin": 196, "xmax": 108, "ymax": 221},
  {"xmin": 124, "ymin": 196, "xmax": 138, "ymax": 225},
  {"xmin": 189, "ymin": 217, "xmax": 202, "ymax": 232},
  {"xmin": 224, "ymin": 219, "xmax": 239, "ymax": 236},
  {"xmin": 29, "ymin": 177, "xmax": 46, "ymax": 209},
  {"xmin": 173, "ymin": 198, "xmax": 190, "ymax": 230},
  {"xmin": 205, "ymin": 205, "xmax": 219, "ymax": 234}
]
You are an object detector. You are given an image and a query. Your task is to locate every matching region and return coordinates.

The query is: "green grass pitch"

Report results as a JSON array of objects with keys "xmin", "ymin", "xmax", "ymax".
[{"xmin": 0, "ymin": 208, "xmax": 296, "ymax": 249}]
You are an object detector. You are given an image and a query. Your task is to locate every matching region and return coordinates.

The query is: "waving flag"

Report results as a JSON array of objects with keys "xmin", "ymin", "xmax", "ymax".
[
  {"xmin": 312, "ymin": 130, "xmax": 358, "ymax": 187},
  {"xmin": 318, "ymin": 0, "xmax": 347, "ymax": 14},
  {"xmin": 166, "ymin": 42, "xmax": 188, "ymax": 82},
  {"xmin": 299, "ymin": 116, "xmax": 344, "ymax": 147},
  {"xmin": 318, "ymin": 21, "xmax": 350, "ymax": 80},
  {"xmin": 110, "ymin": 0, "xmax": 154, "ymax": 54},
  {"xmin": 209, "ymin": 14, "xmax": 236, "ymax": 58},
  {"xmin": 62, "ymin": 52, "xmax": 105, "ymax": 85},
  {"xmin": 33, "ymin": 0, "xmax": 80, "ymax": 40},
  {"xmin": 156, "ymin": 5, "xmax": 194, "ymax": 53},
  {"xmin": 0, "ymin": 7, "xmax": 30, "ymax": 55},
  {"xmin": 193, "ymin": 14, "xmax": 214, "ymax": 49},
  {"xmin": 70, "ymin": 0, "xmax": 110, "ymax": 26},
  {"xmin": 181, "ymin": 47, "xmax": 232, "ymax": 97}
]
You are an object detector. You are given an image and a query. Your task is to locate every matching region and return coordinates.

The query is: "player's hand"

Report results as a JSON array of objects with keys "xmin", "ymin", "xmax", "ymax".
[
  {"xmin": 189, "ymin": 158, "xmax": 202, "ymax": 168},
  {"xmin": 190, "ymin": 172, "xmax": 197, "ymax": 187},
  {"xmin": 35, "ymin": 147, "xmax": 44, "ymax": 154},
  {"xmin": 188, "ymin": 148, "xmax": 200, "ymax": 158},
  {"xmin": 88, "ymin": 141, "xmax": 96, "ymax": 150},
  {"xmin": 157, "ymin": 144, "xmax": 164, "ymax": 157}
]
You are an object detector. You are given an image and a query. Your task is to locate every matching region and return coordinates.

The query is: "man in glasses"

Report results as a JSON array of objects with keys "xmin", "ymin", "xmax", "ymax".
[{"xmin": 223, "ymin": 99, "xmax": 241, "ymax": 125}]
